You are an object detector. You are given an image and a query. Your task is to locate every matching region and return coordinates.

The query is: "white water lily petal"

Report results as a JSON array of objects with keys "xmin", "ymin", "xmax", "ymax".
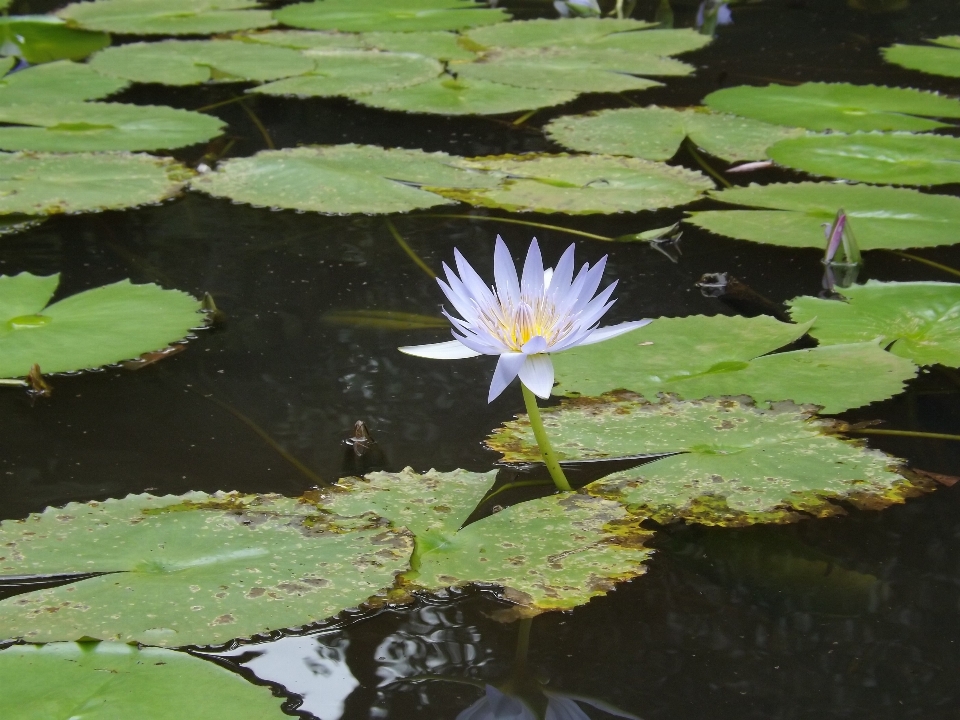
[
  {"xmin": 494, "ymin": 235, "xmax": 520, "ymax": 306},
  {"xmin": 520, "ymin": 237, "xmax": 545, "ymax": 299},
  {"xmin": 548, "ymin": 244, "xmax": 576, "ymax": 301},
  {"xmin": 489, "ymin": 352, "xmax": 527, "ymax": 402},
  {"xmin": 578, "ymin": 319, "xmax": 653, "ymax": 346},
  {"xmin": 399, "ymin": 340, "xmax": 482, "ymax": 359},
  {"xmin": 519, "ymin": 354, "xmax": 555, "ymax": 399},
  {"xmin": 522, "ymin": 335, "xmax": 549, "ymax": 354}
]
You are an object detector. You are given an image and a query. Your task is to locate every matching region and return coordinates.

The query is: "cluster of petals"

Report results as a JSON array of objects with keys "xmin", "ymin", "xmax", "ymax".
[{"xmin": 400, "ymin": 236, "xmax": 650, "ymax": 402}]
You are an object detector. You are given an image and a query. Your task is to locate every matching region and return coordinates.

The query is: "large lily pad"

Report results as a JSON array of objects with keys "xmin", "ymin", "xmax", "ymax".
[
  {"xmin": 250, "ymin": 28, "xmax": 480, "ymax": 60},
  {"xmin": 686, "ymin": 182, "xmax": 960, "ymax": 250},
  {"xmin": 0, "ymin": 152, "xmax": 192, "ymax": 216},
  {"xmin": 703, "ymin": 83, "xmax": 960, "ymax": 132},
  {"xmin": 0, "ymin": 273, "xmax": 205, "ymax": 377},
  {"xmin": 0, "ymin": 60, "xmax": 128, "ymax": 106},
  {"xmin": 883, "ymin": 38, "xmax": 960, "ymax": 78},
  {"xmin": 0, "ymin": 492, "xmax": 413, "ymax": 646},
  {"xmin": 546, "ymin": 106, "xmax": 805, "ymax": 162},
  {"xmin": 274, "ymin": 0, "xmax": 509, "ymax": 33},
  {"xmin": 0, "ymin": 16, "xmax": 110, "ymax": 63},
  {"xmin": 0, "ymin": 102, "xmax": 224, "ymax": 152},
  {"xmin": 190, "ymin": 144, "xmax": 498, "ymax": 215},
  {"xmin": 445, "ymin": 153, "xmax": 713, "ymax": 214},
  {"xmin": 0, "ymin": 643, "xmax": 289, "ymax": 720},
  {"xmin": 488, "ymin": 395, "xmax": 922, "ymax": 526},
  {"xmin": 551, "ymin": 315, "xmax": 916, "ymax": 413},
  {"xmin": 789, "ymin": 281, "xmax": 960, "ymax": 367},
  {"xmin": 88, "ymin": 39, "xmax": 314, "ymax": 86},
  {"xmin": 767, "ymin": 132, "xmax": 960, "ymax": 186},
  {"xmin": 58, "ymin": 0, "xmax": 275, "ymax": 35},
  {"xmin": 253, "ymin": 50, "xmax": 441, "ymax": 98},
  {"xmin": 320, "ymin": 468, "xmax": 654, "ymax": 612}
]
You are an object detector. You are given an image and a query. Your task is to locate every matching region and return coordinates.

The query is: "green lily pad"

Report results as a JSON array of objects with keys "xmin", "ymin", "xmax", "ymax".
[
  {"xmin": 546, "ymin": 106, "xmax": 805, "ymax": 162},
  {"xmin": 703, "ymin": 83, "xmax": 960, "ymax": 133},
  {"xmin": 359, "ymin": 30, "xmax": 478, "ymax": 60},
  {"xmin": 767, "ymin": 132, "xmax": 960, "ymax": 186},
  {"xmin": 253, "ymin": 50, "xmax": 441, "ymax": 98},
  {"xmin": 191, "ymin": 144, "xmax": 498, "ymax": 215},
  {"xmin": 58, "ymin": 0, "xmax": 275, "ymax": 36},
  {"xmin": 0, "ymin": 643, "xmax": 289, "ymax": 720},
  {"xmin": 0, "ymin": 16, "xmax": 110, "ymax": 63},
  {"xmin": 274, "ymin": 0, "xmax": 509, "ymax": 33},
  {"xmin": 320, "ymin": 468, "xmax": 654, "ymax": 612},
  {"xmin": 686, "ymin": 182, "xmax": 960, "ymax": 249},
  {"xmin": 0, "ymin": 101, "xmax": 224, "ymax": 152},
  {"xmin": 445, "ymin": 153, "xmax": 713, "ymax": 214},
  {"xmin": 789, "ymin": 281, "xmax": 960, "ymax": 367},
  {"xmin": 552, "ymin": 314, "xmax": 915, "ymax": 413},
  {"xmin": 883, "ymin": 38, "xmax": 960, "ymax": 78},
  {"xmin": 88, "ymin": 39, "xmax": 315, "ymax": 86},
  {"xmin": 0, "ymin": 60, "xmax": 128, "ymax": 106},
  {"xmin": 239, "ymin": 29, "xmax": 364, "ymax": 51},
  {"xmin": 353, "ymin": 75, "xmax": 577, "ymax": 115},
  {"xmin": 0, "ymin": 492, "xmax": 413, "ymax": 646},
  {"xmin": 488, "ymin": 395, "xmax": 922, "ymax": 527},
  {"xmin": 0, "ymin": 272, "xmax": 205, "ymax": 377},
  {"xmin": 0, "ymin": 152, "xmax": 192, "ymax": 216}
]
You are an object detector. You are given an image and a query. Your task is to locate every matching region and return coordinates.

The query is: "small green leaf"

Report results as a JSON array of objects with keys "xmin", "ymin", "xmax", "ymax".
[
  {"xmin": 883, "ymin": 38, "xmax": 960, "ymax": 78},
  {"xmin": 0, "ymin": 15, "xmax": 110, "ymax": 63},
  {"xmin": 0, "ymin": 60, "xmax": 128, "ymax": 106},
  {"xmin": 274, "ymin": 0, "xmax": 509, "ymax": 33},
  {"xmin": 58, "ymin": 0, "xmax": 275, "ymax": 36}
]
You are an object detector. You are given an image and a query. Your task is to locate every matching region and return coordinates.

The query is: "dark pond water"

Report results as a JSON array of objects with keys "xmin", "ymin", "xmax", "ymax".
[{"xmin": 3, "ymin": 0, "xmax": 960, "ymax": 718}]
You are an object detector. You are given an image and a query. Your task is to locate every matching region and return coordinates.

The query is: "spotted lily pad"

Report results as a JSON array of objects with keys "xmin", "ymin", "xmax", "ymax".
[
  {"xmin": 0, "ymin": 16, "xmax": 110, "ymax": 63},
  {"xmin": 0, "ymin": 272, "xmax": 206, "ymax": 378},
  {"xmin": 551, "ymin": 315, "xmax": 916, "ymax": 413},
  {"xmin": 546, "ymin": 106, "xmax": 805, "ymax": 162},
  {"xmin": 0, "ymin": 102, "xmax": 224, "ymax": 152},
  {"xmin": 767, "ymin": 132, "xmax": 960, "ymax": 186},
  {"xmin": 686, "ymin": 182, "xmax": 960, "ymax": 249},
  {"xmin": 488, "ymin": 395, "xmax": 922, "ymax": 527},
  {"xmin": 58, "ymin": 0, "xmax": 275, "ymax": 36},
  {"xmin": 274, "ymin": 0, "xmax": 509, "ymax": 33},
  {"xmin": 0, "ymin": 643, "xmax": 289, "ymax": 719},
  {"xmin": 319, "ymin": 468, "xmax": 654, "ymax": 612},
  {"xmin": 88, "ymin": 39, "xmax": 315, "ymax": 86},
  {"xmin": 446, "ymin": 153, "xmax": 713, "ymax": 214},
  {"xmin": 789, "ymin": 281, "xmax": 960, "ymax": 367},
  {"xmin": 883, "ymin": 37, "xmax": 960, "ymax": 78},
  {"xmin": 0, "ymin": 60, "xmax": 128, "ymax": 106},
  {"xmin": 703, "ymin": 83, "xmax": 960, "ymax": 132},
  {"xmin": 250, "ymin": 28, "xmax": 480, "ymax": 60},
  {"xmin": 0, "ymin": 492, "xmax": 413, "ymax": 646}
]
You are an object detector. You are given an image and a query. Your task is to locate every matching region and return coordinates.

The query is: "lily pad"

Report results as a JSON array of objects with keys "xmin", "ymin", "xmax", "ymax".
[
  {"xmin": 190, "ymin": 144, "xmax": 498, "ymax": 215},
  {"xmin": 767, "ymin": 132, "xmax": 960, "ymax": 186},
  {"xmin": 253, "ymin": 50, "xmax": 441, "ymax": 98},
  {"xmin": 359, "ymin": 30, "xmax": 478, "ymax": 60},
  {"xmin": 0, "ymin": 152, "xmax": 192, "ymax": 216},
  {"xmin": 546, "ymin": 106, "xmax": 805, "ymax": 162},
  {"xmin": 273, "ymin": 0, "xmax": 509, "ymax": 33},
  {"xmin": 0, "ymin": 16, "xmax": 110, "ymax": 64},
  {"xmin": 239, "ymin": 29, "xmax": 364, "ymax": 51},
  {"xmin": 445, "ymin": 153, "xmax": 713, "ymax": 214},
  {"xmin": 0, "ymin": 101, "xmax": 224, "ymax": 152},
  {"xmin": 551, "ymin": 314, "xmax": 916, "ymax": 413},
  {"xmin": 0, "ymin": 643, "xmax": 289, "ymax": 720},
  {"xmin": 0, "ymin": 492, "xmax": 413, "ymax": 646},
  {"xmin": 353, "ymin": 75, "xmax": 577, "ymax": 116},
  {"xmin": 686, "ymin": 182, "xmax": 960, "ymax": 249},
  {"xmin": 88, "ymin": 39, "xmax": 315, "ymax": 86},
  {"xmin": 883, "ymin": 38, "xmax": 960, "ymax": 78},
  {"xmin": 703, "ymin": 83, "xmax": 960, "ymax": 133},
  {"xmin": 789, "ymin": 281, "xmax": 960, "ymax": 367},
  {"xmin": 0, "ymin": 60, "xmax": 128, "ymax": 106},
  {"xmin": 0, "ymin": 272, "xmax": 205, "ymax": 377},
  {"xmin": 488, "ymin": 395, "xmax": 922, "ymax": 526},
  {"xmin": 58, "ymin": 0, "xmax": 275, "ymax": 36}
]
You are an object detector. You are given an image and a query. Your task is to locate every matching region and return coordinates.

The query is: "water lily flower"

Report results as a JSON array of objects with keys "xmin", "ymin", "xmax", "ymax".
[
  {"xmin": 399, "ymin": 237, "xmax": 650, "ymax": 403},
  {"xmin": 554, "ymin": 0, "xmax": 601, "ymax": 18},
  {"xmin": 695, "ymin": 0, "xmax": 732, "ymax": 33}
]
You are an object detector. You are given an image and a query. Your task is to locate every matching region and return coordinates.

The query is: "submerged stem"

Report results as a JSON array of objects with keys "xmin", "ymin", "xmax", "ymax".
[
  {"xmin": 385, "ymin": 218, "xmax": 437, "ymax": 279},
  {"xmin": 514, "ymin": 617, "xmax": 532, "ymax": 669},
  {"xmin": 847, "ymin": 428, "xmax": 960, "ymax": 443},
  {"xmin": 238, "ymin": 99, "xmax": 275, "ymax": 150},
  {"xmin": 885, "ymin": 250, "xmax": 960, "ymax": 280},
  {"xmin": 521, "ymin": 383, "xmax": 572, "ymax": 492},
  {"xmin": 685, "ymin": 138, "xmax": 732, "ymax": 189},
  {"xmin": 421, "ymin": 213, "xmax": 614, "ymax": 242}
]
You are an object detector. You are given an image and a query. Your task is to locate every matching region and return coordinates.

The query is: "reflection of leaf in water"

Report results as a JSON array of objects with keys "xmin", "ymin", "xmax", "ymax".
[{"xmin": 322, "ymin": 309, "xmax": 449, "ymax": 330}]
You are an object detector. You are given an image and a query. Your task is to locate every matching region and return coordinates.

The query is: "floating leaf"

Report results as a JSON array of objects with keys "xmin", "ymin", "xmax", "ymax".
[
  {"xmin": 58, "ymin": 0, "xmax": 275, "ymax": 36},
  {"xmin": 88, "ymin": 39, "xmax": 315, "ymax": 86},
  {"xmin": 546, "ymin": 106, "xmax": 805, "ymax": 162},
  {"xmin": 703, "ymin": 83, "xmax": 960, "ymax": 132},
  {"xmin": 254, "ymin": 50, "xmax": 441, "ymax": 98},
  {"xmin": 274, "ymin": 0, "xmax": 509, "ymax": 33},
  {"xmin": 789, "ymin": 281, "xmax": 960, "ymax": 367},
  {"xmin": 686, "ymin": 182, "xmax": 960, "ymax": 249},
  {"xmin": 882, "ymin": 38, "xmax": 960, "ymax": 78},
  {"xmin": 488, "ymin": 395, "xmax": 922, "ymax": 527},
  {"xmin": 250, "ymin": 28, "xmax": 480, "ymax": 60},
  {"xmin": 0, "ymin": 16, "xmax": 110, "ymax": 63},
  {"xmin": 0, "ymin": 152, "xmax": 192, "ymax": 216},
  {"xmin": 191, "ymin": 145, "xmax": 497, "ymax": 215},
  {"xmin": 446, "ymin": 154, "xmax": 713, "ymax": 214},
  {"xmin": 0, "ymin": 272, "xmax": 205, "ymax": 377},
  {"xmin": 767, "ymin": 132, "xmax": 960, "ymax": 186},
  {"xmin": 0, "ymin": 101, "xmax": 224, "ymax": 152},
  {"xmin": 0, "ymin": 60, "xmax": 128, "ymax": 106},
  {"xmin": 0, "ymin": 492, "xmax": 413, "ymax": 646},
  {"xmin": 239, "ymin": 28, "xmax": 363, "ymax": 50}
]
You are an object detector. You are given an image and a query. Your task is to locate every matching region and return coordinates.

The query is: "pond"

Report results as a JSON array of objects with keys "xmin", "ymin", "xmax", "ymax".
[{"xmin": 1, "ymin": 0, "xmax": 959, "ymax": 718}]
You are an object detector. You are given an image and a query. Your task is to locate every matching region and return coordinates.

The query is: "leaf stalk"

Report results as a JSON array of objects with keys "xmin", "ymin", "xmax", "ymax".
[{"xmin": 521, "ymin": 383, "xmax": 572, "ymax": 492}]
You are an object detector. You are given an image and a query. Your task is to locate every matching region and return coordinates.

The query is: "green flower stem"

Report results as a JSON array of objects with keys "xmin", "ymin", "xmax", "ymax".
[
  {"xmin": 886, "ymin": 249, "xmax": 960, "ymax": 280},
  {"xmin": 684, "ymin": 138, "xmax": 732, "ymax": 189},
  {"xmin": 847, "ymin": 427, "xmax": 960, "ymax": 443},
  {"xmin": 521, "ymin": 383, "xmax": 572, "ymax": 492},
  {"xmin": 385, "ymin": 218, "xmax": 437, "ymax": 279}
]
